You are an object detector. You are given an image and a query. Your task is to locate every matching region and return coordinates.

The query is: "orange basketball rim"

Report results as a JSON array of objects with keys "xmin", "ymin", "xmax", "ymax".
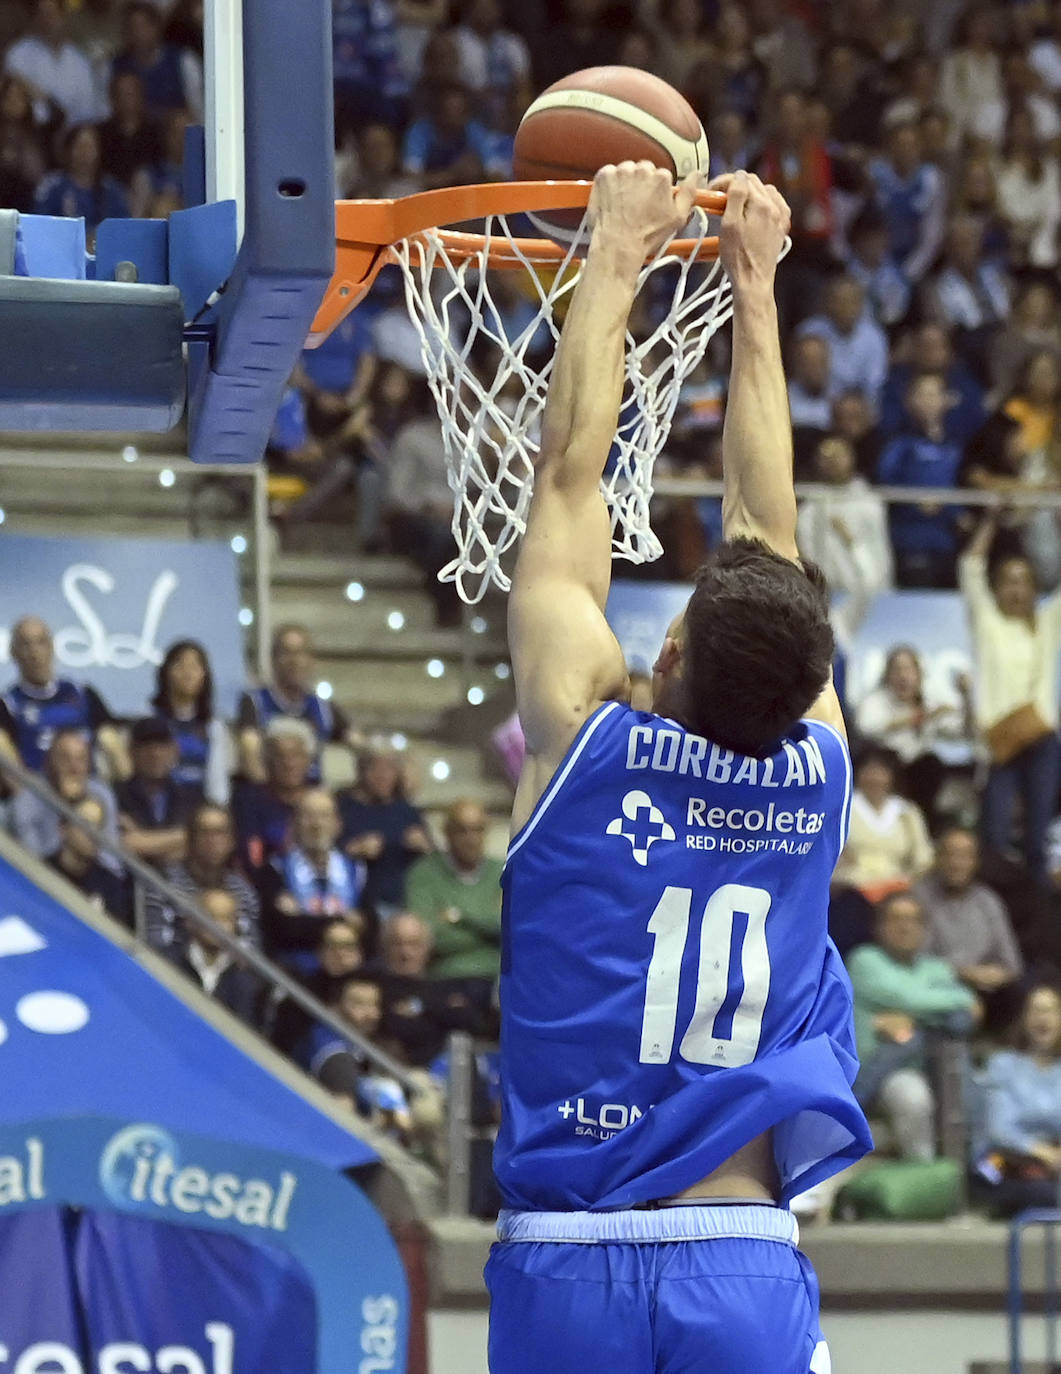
[{"xmin": 310, "ymin": 181, "xmax": 727, "ymax": 346}]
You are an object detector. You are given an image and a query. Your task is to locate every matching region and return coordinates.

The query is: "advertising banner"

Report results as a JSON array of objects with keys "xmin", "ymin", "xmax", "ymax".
[
  {"xmin": 0, "ymin": 1117, "xmax": 407, "ymax": 1374},
  {"xmin": 0, "ymin": 533, "xmax": 245, "ymax": 716}
]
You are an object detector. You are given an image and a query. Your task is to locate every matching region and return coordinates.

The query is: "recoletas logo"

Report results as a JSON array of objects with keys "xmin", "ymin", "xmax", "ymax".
[{"xmin": 98, "ymin": 1124, "xmax": 298, "ymax": 1231}]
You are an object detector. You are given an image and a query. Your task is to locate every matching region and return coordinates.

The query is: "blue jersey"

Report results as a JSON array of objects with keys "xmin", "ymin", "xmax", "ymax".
[
  {"xmin": 1, "ymin": 680, "xmax": 108, "ymax": 772},
  {"xmin": 496, "ymin": 701, "xmax": 872, "ymax": 1212},
  {"xmin": 241, "ymin": 687, "xmax": 339, "ymax": 784}
]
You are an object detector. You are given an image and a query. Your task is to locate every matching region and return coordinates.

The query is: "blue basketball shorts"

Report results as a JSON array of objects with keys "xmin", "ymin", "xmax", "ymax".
[{"xmin": 484, "ymin": 1203, "xmax": 831, "ymax": 1374}]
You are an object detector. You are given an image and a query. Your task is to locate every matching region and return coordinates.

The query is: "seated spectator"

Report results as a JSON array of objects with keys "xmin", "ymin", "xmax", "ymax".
[
  {"xmin": 831, "ymin": 389, "xmax": 881, "ymax": 480},
  {"xmin": 47, "ymin": 795, "xmax": 131, "ymax": 925},
  {"xmin": 339, "ymin": 120, "xmax": 417, "ymax": 201},
  {"xmin": 531, "ymin": 0, "xmax": 618, "ymax": 91},
  {"xmin": 937, "ymin": 5, "xmax": 1002, "ymax": 151},
  {"xmin": 844, "ymin": 209, "xmax": 911, "ymax": 331},
  {"xmin": 0, "ymin": 73, "xmax": 48, "ymax": 212},
  {"xmin": 707, "ymin": 110, "xmax": 753, "ymax": 182},
  {"xmin": 10, "ymin": 728, "xmax": 120, "ymax": 873},
  {"xmin": 35, "ymin": 123, "xmax": 130, "ymax": 245},
  {"xmin": 304, "ymin": 974, "xmax": 418, "ymax": 1143},
  {"xmin": 914, "ymin": 826, "xmax": 1023, "ymax": 1031},
  {"xmin": 996, "ymin": 108, "xmax": 1061, "ymax": 273},
  {"xmin": 866, "ymin": 120, "xmax": 946, "ymax": 285},
  {"xmin": 369, "ymin": 910, "xmax": 494, "ymax": 1067},
  {"xmin": 968, "ymin": 50, "xmax": 1061, "ymax": 152},
  {"xmin": 950, "ymin": 154, "xmax": 1009, "ymax": 265},
  {"xmin": 848, "ymin": 891, "xmax": 979, "ymax": 1161},
  {"xmin": 146, "ymin": 802, "xmax": 261, "ymax": 956},
  {"xmin": 960, "ymin": 511, "xmax": 1061, "ymax": 889},
  {"xmin": 402, "ymin": 82, "xmax": 494, "ymax": 191},
  {"xmin": 757, "ymin": 89, "xmax": 833, "ymax": 286},
  {"xmin": 270, "ymin": 915, "xmax": 365, "ymax": 1056},
  {"xmin": 990, "ymin": 281, "xmax": 1061, "ymax": 401},
  {"xmin": 237, "ymin": 623, "xmax": 356, "ymax": 784},
  {"xmin": 877, "ymin": 371, "xmax": 966, "ymax": 588},
  {"xmin": 855, "ymin": 646, "xmax": 968, "ymax": 820},
  {"xmin": 260, "ymin": 787, "xmax": 366, "ymax": 961},
  {"xmin": 111, "ymin": 0, "xmax": 201, "ymax": 118},
  {"xmin": 274, "ymin": 363, "xmax": 420, "ymax": 551},
  {"xmin": 406, "ymin": 799, "xmax": 502, "ymax": 985},
  {"xmin": 143, "ymin": 106, "xmax": 189, "ymax": 219},
  {"xmin": 834, "ymin": 747, "xmax": 934, "ymax": 900},
  {"xmin": 1005, "ymin": 349, "xmax": 1061, "ymax": 460},
  {"xmin": 233, "ymin": 717, "xmax": 316, "ymax": 876},
  {"xmin": 332, "ymin": 0, "xmax": 404, "ymax": 130},
  {"xmin": 0, "ymin": 617, "xmax": 128, "ymax": 778},
  {"xmin": 923, "ymin": 215, "xmax": 1010, "ymax": 386},
  {"xmin": 338, "ymin": 746, "xmax": 432, "ymax": 921},
  {"xmin": 787, "ymin": 335, "xmax": 833, "ymax": 458},
  {"xmin": 386, "ymin": 400, "xmax": 462, "ymax": 626},
  {"xmin": 796, "ymin": 435, "xmax": 892, "ymax": 598},
  {"xmin": 749, "ymin": 0, "xmax": 816, "ymax": 94},
  {"xmin": 975, "ymin": 984, "xmax": 1061, "ymax": 1217},
  {"xmin": 99, "ymin": 70, "xmax": 164, "ymax": 216},
  {"xmin": 151, "ymin": 639, "xmax": 231, "ymax": 805},
  {"xmin": 3, "ymin": 0, "xmax": 105, "ymax": 128},
  {"xmin": 452, "ymin": 0, "xmax": 531, "ymax": 126},
  {"xmin": 880, "ymin": 321, "xmax": 985, "ymax": 448},
  {"xmin": 114, "ymin": 717, "xmax": 198, "ymax": 868},
  {"xmin": 178, "ymin": 887, "xmax": 264, "ymax": 1029},
  {"xmin": 797, "ymin": 275, "xmax": 889, "ymax": 415}
]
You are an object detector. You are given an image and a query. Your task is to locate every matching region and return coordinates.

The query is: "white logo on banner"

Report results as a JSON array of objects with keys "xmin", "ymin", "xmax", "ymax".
[
  {"xmin": 0, "ymin": 914, "xmax": 90, "ymax": 1048},
  {"xmin": 0, "ymin": 563, "xmax": 179, "ymax": 671}
]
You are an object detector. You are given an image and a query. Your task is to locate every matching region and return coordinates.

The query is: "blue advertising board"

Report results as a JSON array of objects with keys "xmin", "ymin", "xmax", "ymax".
[
  {"xmin": 0, "ymin": 1117, "xmax": 408, "ymax": 1374},
  {"xmin": 0, "ymin": 533, "xmax": 245, "ymax": 716}
]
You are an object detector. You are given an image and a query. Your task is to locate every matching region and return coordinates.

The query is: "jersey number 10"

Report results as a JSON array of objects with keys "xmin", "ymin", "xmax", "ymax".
[{"xmin": 639, "ymin": 883, "xmax": 772, "ymax": 1068}]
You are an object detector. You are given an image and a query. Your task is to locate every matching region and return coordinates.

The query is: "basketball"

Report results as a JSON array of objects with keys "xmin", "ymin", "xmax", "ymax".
[{"xmin": 513, "ymin": 66, "xmax": 709, "ymax": 242}]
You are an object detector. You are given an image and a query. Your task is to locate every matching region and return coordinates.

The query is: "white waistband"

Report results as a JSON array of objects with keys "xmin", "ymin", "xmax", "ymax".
[{"xmin": 497, "ymin": 1204, "xmax": 799, "ymax": 1246}]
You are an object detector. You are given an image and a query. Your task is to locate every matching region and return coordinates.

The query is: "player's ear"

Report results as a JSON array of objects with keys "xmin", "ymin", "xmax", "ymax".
[{"xmin": 654, "ymin": 636, "xmax": 681, "ymax": 678}]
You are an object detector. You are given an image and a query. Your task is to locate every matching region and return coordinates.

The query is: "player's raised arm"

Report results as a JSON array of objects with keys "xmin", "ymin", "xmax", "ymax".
[
  {"xmin": 716, "ymin": 172, "xmax": 797, "ymax": 560},
  {"xmin": 509, "ymin": 163, "xmax": 698, "ymax": 779},
  {"xmin": 718, "ymin": 171, "xmax": 847, "ymax": 738}
]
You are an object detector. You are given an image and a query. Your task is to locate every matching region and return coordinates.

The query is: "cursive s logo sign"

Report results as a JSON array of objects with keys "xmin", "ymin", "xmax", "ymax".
[{"xmin": 0, "ymin": 563, "xmax": 179, "ymax": 671}]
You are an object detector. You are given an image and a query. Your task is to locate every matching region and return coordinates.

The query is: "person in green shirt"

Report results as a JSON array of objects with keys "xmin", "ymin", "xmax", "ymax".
[
  {"xmin": 405, "ymin": 798, "xmax": 503, "ymax": 983},
  {"xmin": 847, "ymin": 890, "xmax": 979, "ymax": 1160}
]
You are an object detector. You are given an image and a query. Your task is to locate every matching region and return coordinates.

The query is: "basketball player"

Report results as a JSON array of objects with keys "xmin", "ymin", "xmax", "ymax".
[{"xmin": 487, "ymin": 164, "xmax": 873, "ymax": 1373}]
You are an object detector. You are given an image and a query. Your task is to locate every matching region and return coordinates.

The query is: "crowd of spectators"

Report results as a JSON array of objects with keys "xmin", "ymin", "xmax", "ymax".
[
  {"xmin": 14, "ymin": 0, "xmax": 1061, "ymax": 1213},
  {"xmin": 0, "ymin": 613, "xmax": 501, "ymax": 1167}
]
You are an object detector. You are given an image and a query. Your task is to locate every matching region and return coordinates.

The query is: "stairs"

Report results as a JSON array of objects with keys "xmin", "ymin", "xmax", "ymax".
[{"xmin": 0, "ymin": 440, "xmax": 517, "ymax": 847}]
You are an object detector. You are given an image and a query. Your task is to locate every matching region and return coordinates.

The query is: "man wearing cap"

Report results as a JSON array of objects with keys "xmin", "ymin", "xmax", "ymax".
[{"xmin": 115, "ymin": 716, "xmax": 199, "ymax": 866}]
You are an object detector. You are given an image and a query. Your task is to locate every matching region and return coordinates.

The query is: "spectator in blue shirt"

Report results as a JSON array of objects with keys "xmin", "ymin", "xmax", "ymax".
[
  {"xmin": 975, "ymin": 984, "xmax": 1061, "ymax": 1216},
  {"xmin": 797, "ymin": 274, "xmax": 890, "ymax": 413},
  {"xmin": 111, "ymin": 1, "xmax": 196, "ymax": 117},
  {"xmin": 35, "ymin": 123, "xmax": 129, "ymax": 243},
  {"xmin": 845, "ymin": 209, "xmax": 912, "ymax": 330},
  {"xmin": 0, "ymin": 617, "xmax": 127, "ymax": 778},
  {"xmin": 333, "ymin": 0, "xmax": 405, "ymax": 129},
  {"xmin": 339, "ymin": 747, "xmax": 432, "ymax": 922},
  {"xmin": 867, "ymin": 120, "xmax": 947, "ymax": 285},
  {"xmin": 925, "ymin": 214, "xmax": 1011, "ymax": 386},
  {"xmin": 878, "ymin": 370, "xmax": 966, "ymax": 588},
  {"xmin": 402, "ymin": 82, "xmax": 493, "ymax": 190},
  {"xmin": 881, "ymin": 321, "xmax": 986, "ymax": 446}
]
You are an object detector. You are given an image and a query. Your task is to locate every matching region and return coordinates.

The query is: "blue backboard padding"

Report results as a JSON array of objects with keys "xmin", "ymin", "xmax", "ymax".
[
  {"xmin": 188, "ymin": 0, "xmax": 334, "ymax": 464},
  {"xmin": 183, "ymin": 120, "xmax": 206, "ymax": 209},
  {"xmin": 169, "ymin": 198, "xmax": 238, "ymax": 321},
  {"xmin": 95, "ymin": 218, "xmax": 169, "ymax": 285},
  {"xmin": 0, "ymin": 278, "xmax": 184, "ymax": 431},
  {"xmin": 0, "ymin": 860, "xmax": 376, "ymax": 1170},
  {"xmin": 18, "ymin": 215, "xmax": 87, "ymax": 280}
]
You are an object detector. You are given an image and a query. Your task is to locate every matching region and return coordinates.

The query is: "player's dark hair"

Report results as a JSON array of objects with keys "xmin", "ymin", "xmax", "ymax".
[{"xmin": 680, "ymin": 538, "xmax": 834, "ymax": 758}]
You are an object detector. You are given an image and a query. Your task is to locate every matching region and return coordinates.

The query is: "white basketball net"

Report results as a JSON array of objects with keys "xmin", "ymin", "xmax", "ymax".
[{"xmin": 392, "ymin": 202, "xmax": 734, "ymax": 604}]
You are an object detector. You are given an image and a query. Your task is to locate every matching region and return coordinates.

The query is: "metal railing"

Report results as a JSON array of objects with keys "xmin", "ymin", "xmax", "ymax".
[{"xmin": 0, "ymin": 751, "xmax": 420, "ymax": 1096}]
